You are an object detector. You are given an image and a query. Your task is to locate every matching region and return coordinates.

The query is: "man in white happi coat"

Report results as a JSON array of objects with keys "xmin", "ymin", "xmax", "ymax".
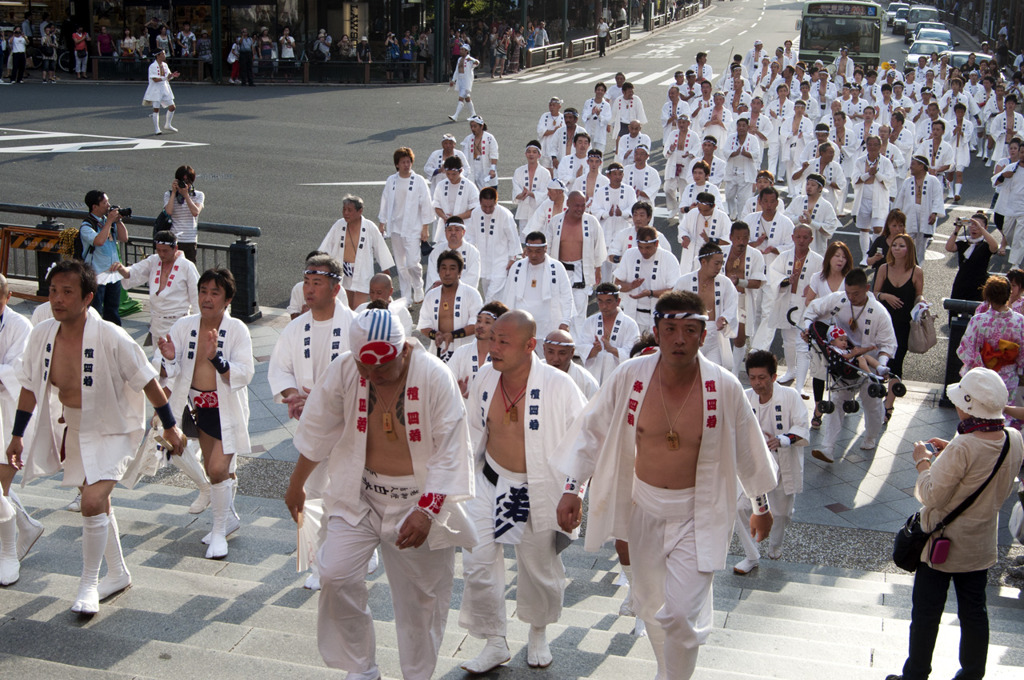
[
  {"xmin": 448, "ymin": 43, "xmax": 479, "ymax": 122},
  {"xmin": 432, "ymin": 154, "xmax": 482, "ymax": 241},
  {"xmin": 785, "ymin": 173, "xmax": 840, "ymax": 256},
  {"xmin": 678, "ymin": 191, "xmax": 730, "ymax": 275},
  {"xmin": 354, "ymin": 274, "xmax": 415, "ymax": 337},
  {"xmin": 803, "ymin": 141, "xmax": 848, "ymax": 217},
  {"xmin": 582, "ymin": 82, "xmax": 614, "ymax": 152},
  {"xmin": 610, "ymin": 202, "xmax": 673, "ymax": 270},
  {"xmin": 537, "ymin": 97, "xmax": 566, "ymax": 169},
  {"xmin": 159, "ymin": 268, "xmax": 254, "ymax": 561},
  {"xmin": 268, "ymin": 256, "xmax": 355, "ymax": 589},
  {"xmin": 664, "ymin": 115, "xmax": 701, "ymax": 214},
  {"xmin": 143, "ymin": 49, "xmax": 179, "ymax": 134},
  {"xmin": 753, "ymin": 225, "xmax": 823, "ymax": 388},
  {"xmin": 542, "ymin": 329, "xmax": 600, "ymax": 399},
  {"xmin": 723, "ymin": 117, "xmax": 762, "ymax": 219},
  {"xmin": 721, "ymin": 221, "xmax": 766, "ymax": 376},
  {"xmin": 3, "ymin": 261, "xmax": 185, "ymax": 611},
  {"xmin": 612, "ymin": 82, "xmax": 648, "ymax": 140},
  {"xmin": 624, "ymin": 144, "xmax": 661, "ymax": 205},
  {"xmin": 582, "ymin": 281, "xmax": 641, "ymax": 384},
  {"xmin": 851, "ymin": 135, "xmax": 897, "ymax": 265},
  {"xmin": 780, "ymin": 100, "xmax": 816, "ymax": 195},
  {"xmin": 987, "ymin": 93, "xmax": 1023, "ymax": 165},
  {"xmin": 461, "ymin": 115, "xmax": 500, "ymax": 190},
  {"xmin": 286, "ymin": 308, "xmax": 475, "ymax": 680},
  {"xmin": 556, "ymin": 130, "xmax": 592, "ymax": 185},
  {"xmin": 993, "ymin": 150, "xmax": 1024, "ymax": 267},
  {"xmin": 555, "ymin": 290, "xmax": 777, "ymax": 680},
  {"xmin": 661, "ymin": 86, "xmax": 690, "ymax": 149},
  {"xmin": 572, "ymin": 149, "xmax": 611, "ymax": 205},
  {"xmin": 616, "ymin": 120, "xmax": 652, "ymax": 165},
  {"xmin": 678, "ymin": 162, "xmax": 723, "ymax": 221},
  {"xmin": 459, "ymin": 311, "xmax": 587, "ymax": 673},
  {"xmin": 424, "ymin": 217, "xmax": 481, "ymax": 290},
  {"xmin": 501, "ymin": 232, "xmax": 576, "ymax": 342},
  {"xmin": 946, "ymin": 102, "xmax": 976, "ymax": 202},
  {"xmin": 0, "ymin": 276, "xmax": 43, "ymax": 586},
  {"xmin": 448, "ymin": 302, "xmax": 508, "ymax": 398},
  {"xmin": 423, "ymin": 133, "xmax": 470, "ymax": 193},
  {"xmin": 544, "ymin": 191, "xmax": 606, "ymax": 337},
  {"xmin": 512, "ymin": 141, "xmax": 553, "ymax": 231},
  {"xmin": 418, "ymin": 250, "xmax": 483, "ymax": 362},
  {"xmin": 319, "ymin": 195, "xmax": 395, "ymax": 309},
  {"xmin": 915, "ymin": 119, "xmax": 954, "ymax": 186},
  {"xmin": 615, "ymin": 226, "xmax": 682, "ymax": 335},
  {"xmin": 111, "ymin": 229, "xmax": 199, "ymax": 360},
  {"xmin": 743, "ymin": 350, "xmax": 809, "ymax": 560},
  {"xmin": 745, "ymin": 187, "xmax": 795, "ymax": 271},
  {"xmin": 465, "ymin": 187, "xmax": 522, "ymax": 302},
  {"xmin": 674, "ymin": 243, "xmax": 738, "ymax": 369},
  {"xmin": 379, "ymin": 146, "xmax": 435, "ymax": 304},
  {"xmin": 895, "ymin": 155, "xmax": 945, "ymax": 260},
  {"xmin": 802, "ymin": 268, "xmax": 897, "ymax": 462}
]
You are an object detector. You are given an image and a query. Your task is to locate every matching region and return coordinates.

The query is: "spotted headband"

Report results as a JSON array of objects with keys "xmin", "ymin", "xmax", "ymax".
[{"xmin": 652, "ymin": 311, "xmax": 709, "ymax": 321}]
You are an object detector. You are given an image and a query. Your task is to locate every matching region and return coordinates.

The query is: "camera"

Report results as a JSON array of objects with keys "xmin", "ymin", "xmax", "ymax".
[{"xmin": 110, "ymin": 205, "xmax": 133, "ymax": 218}]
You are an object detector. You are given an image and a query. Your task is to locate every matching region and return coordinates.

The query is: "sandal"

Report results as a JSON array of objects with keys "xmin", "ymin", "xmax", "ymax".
[
  {"xmin": 885, "ymin": 406, "xmax": 894, "ymax": 424},
  {"xmin": 811, "ymin": 410, "xmax": 822, "ymax": 430}
]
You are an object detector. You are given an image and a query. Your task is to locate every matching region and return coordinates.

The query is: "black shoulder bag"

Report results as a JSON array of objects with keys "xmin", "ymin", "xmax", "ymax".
[{"xmin": 893, "ymin": 430, "xmax": 1010, "ymax": 573}]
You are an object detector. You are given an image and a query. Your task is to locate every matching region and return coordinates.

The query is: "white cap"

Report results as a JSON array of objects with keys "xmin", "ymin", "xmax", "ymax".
[
  {"xmin": 349, "ymin": 309, "xmax": 406, "ymax": 365},
  {"xmin": 946, "ymin": 367, "xmax": 1008, "ymax": 420}
]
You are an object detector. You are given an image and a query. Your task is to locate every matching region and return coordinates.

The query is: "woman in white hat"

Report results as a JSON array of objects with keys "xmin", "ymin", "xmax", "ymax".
[{"xmin": 886, "ymin": 367, "xmax": 1023, "ymax": 680}]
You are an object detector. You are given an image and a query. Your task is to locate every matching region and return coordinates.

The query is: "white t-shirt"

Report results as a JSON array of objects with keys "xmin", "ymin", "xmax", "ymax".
[
  {"xmin": 163, "ymin": 188, "xmax": 205, "ymax": 244},
  {"xmin": 310, "ymin": 317, "xmax": 334, "ymax": 379}
]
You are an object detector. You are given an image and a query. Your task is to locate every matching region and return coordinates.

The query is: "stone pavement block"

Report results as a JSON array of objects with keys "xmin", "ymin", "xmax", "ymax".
[
  {"xmin": 0, "ymin": 653, "xmax": 139, "ymax": 680},
  {"xmin": 837, "ymin": 502, "xmax": 908, "ymax": 531}
]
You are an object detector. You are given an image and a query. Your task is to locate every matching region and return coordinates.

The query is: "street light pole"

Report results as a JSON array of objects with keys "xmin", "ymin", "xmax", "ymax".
[{"xmin": 212, "ymin": 0, "xmax": 222, "ymax": 82}]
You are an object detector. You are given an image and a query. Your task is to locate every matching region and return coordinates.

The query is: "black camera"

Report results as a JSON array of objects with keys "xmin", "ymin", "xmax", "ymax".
[{"xmin": 110, "ymin": 205, "xmax": 132, "ymax": 218}]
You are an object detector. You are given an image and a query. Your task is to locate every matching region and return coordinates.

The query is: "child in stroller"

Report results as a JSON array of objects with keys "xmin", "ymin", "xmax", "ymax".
[{"xmin": 825, "ymin": 326, "xmax": 889, "ymax": 378}]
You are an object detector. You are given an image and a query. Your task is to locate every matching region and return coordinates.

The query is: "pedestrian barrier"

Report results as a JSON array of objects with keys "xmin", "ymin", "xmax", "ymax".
[
  {"xmin": 940, "ymin": 297, "xmax": 980, "ymax": 406},
  {"xmin": 0, "ymin": 203, "xmax": 262, "ymax": 322}
]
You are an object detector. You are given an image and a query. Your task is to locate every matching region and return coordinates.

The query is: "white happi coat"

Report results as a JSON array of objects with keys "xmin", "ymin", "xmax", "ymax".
[
  {"xmin": 537, "ymin": 111, "xmax": 565, "ymax": 161},
  {"xmin": 744, "ymin": 384, "xmax": 808, "ymax": 496},
  {"xmin": 163, "ymin": 314, "xmax": 254, "ymax": 459},
  {"xmin": 464, "ymin": 204, "xmax": 522, "ymax": 281},
  {"xmin": 779, "ymin": 115, "xmax": 815, "ymax": 167},
  {"xmin": 582, "ymin": 97, "xmax": 614, "ymax": 150},
  {"xmin": 511, "ymin": 163, "xmax": 553, "ymax": 225},
  {"xmin": 564, "ymin": 361, "xmax": 600, "ymax": 400},
  {"xmin": 744, "ymin": 211, "xmax": 796, "ymax": 265},
  {"xmin": 690, "ymin": 155, "xmax": 727, "ymax": 185},
  {"xmin": 461, "ymin": 132, "xmax": 500, "ymax": 189},
  {"xmin": 945, "ymin": 118, "xmax": 976, "ymax": 168},
  {"xmin": 418, "ymin": 281, "xmax": 484, "ymax": 357},
  {"xmin": 545, "ymin": 212, "xmax": 607, "ymax": 290},
  {"xmin": 802, "ymin": 290, "xmax": 898, "ymax": 360},
  {"xmin": 614, "ymin": 247, "xmax": 681, "ymax": 323},
  {"xmin": 142, "ymin": 60, "xmax": 175, "ymax": 106},
  {"xmin": 268, "ymin": 299, "xmax": 356, "ymax": 402},
  {"xmin": 432, "ymin": 177, "xmax": 481, "ymax": 240},
  {"xmin": 677, "ymin": 182, "xmax": 723, "ymax": 215},
  {"xmin": 850, "ymin": 154, "xmax": 897, "ymax": 224},
  {"xmin": 556, "ymin": 153, "xmax": 589, "ymax": 185},
  {"xmin": 425, "ymin": 240, "xmax": 481, "ymax": 290},
  {"xmin": 294, "ymin": 345, "xmax": 476, "ymax": 550},
  {"xmin": 754, "ymin": 248, "xmax": 824, "ymax": 349},
  {"xmin": 0, "ymin": 307, "xmax": 32, "ymax": 451},
  {"xmin": 679, "ymin": 208, "xmax": 730, "ymax": 273},
  {"xmin": 123, "ymin": 252, "xmax": 200, "ymax": 341},
  {"xmin": 554, "ymin": 354, "xmax": 779, "ymax": 569},
  {"xmin": 784, "ymin": 195, "xmax": 839, "ymax": 256},
  {"xmin": 468, "ymin": 356, "xmax": 587, "ymax": 537},
  {"xmin": 18, "ymin": 315, "xmax": 157, "ymax": 484},
  {"xmin": 673, "ymin": 271, "xmax": 739, "ymax": 364},
  {"xmin": 501, "ymin": 256, "xmax": 576, "ymax": 335},
  {"xmin": 723, "ymin": 133, "xmax": 763, "ymax": 184},
  {"xmin": 318, "ymin": 216, "xmax": 396, "ymax": 294},
  {"xmin": 378, "ymin": 171, "xmax": 435, "ymax": 238},
  {"xmin": 423, "ymin": 149, "xmax": 471, "ymax": 192},
  {"xmin": 612, "ymin": 95, "xmax": 648, "ymax": 129},
  {"xmin": 987, "ymin": 110, "xmax": 1024, "ymax": 161},
  {"xmin": 590, "ymin": 184, "xmax": 637, "ymax": 251},
  {"xmin": 571, "ymin": 172, "xmax": 611, "ymax": 204},
  {"xmin": 665, "ymin": 128, "xmax": 701, "ymax": 183},
  {"xmin": 624, "ymin": 163, "xmax": 661, "ymax": 201},
  {"xmin": 895, "ymin": 174, "xmax": 945, "ymax": 236},
  {"xmin": 447, "ymin": 340, "xmax": 491, "ymax": 389},
  {"xmin": 721, "ymin": 244, "xmax": 767, "ymax": 325},
  {"xmin": 581, "ymin": 310, "xmax": 641, "ymax": 384},
  {"xmin": 611, "ymin": 228, "xmax": 673, "ymax": 261}
]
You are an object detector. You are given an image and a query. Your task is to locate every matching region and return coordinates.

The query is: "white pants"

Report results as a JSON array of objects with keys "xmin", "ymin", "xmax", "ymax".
[
  {"xmin": 699, "ymin": 325, "xmax": 731, "ymax": 371},
  {"xmin": 767, "ymin": 483, "xmax": 796, "ymax": 552},
  {"xmin": 664, "ymin": 177, "xmax": 684, "ymax": 215},
  {"xmin": 630, "ymin": 478, "xmax": 712, "ymax": 680},
  {"xmin": 1007, "ymin": 215, "xmax": 1024, "ymax": 267},
  {"xmin": 820, "ymin": 381, "xmax": 884, "ymax": 456},
  {"xmin": 722, "ymin": 178, "xmax": 750, "ymax": 220},
  {"xmin": 780, "ymin": 326, "xmax": 802, "ymax": 380},
  {"xmin": 909, "ymin": 231, "xmax": 932, "ymax": 264},
  {"xmin": 480, "ymin": 275, "xmax": 506, "ymax": 304},
  {"xmin": 459, "ymin": 462, "xmax": 565, "ymax": 637},
  {"xmin": 390, "ymin": 233, "xmax": 425, "ymax": 303},
  {"xmin": 317, "ymin": 480, "xmax": 455, "ymax": 679},
  {"xmin": 767, "ymin": 140, "xmax": 781, "ymax": 178}
]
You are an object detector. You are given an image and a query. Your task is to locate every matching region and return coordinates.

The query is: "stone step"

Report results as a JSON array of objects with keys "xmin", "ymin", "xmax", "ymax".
[{"xmin": 0, "ymin": 654, "xmax": 142, "ymax": 680}]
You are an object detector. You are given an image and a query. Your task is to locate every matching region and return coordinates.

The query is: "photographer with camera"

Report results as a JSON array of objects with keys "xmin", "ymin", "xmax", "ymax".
[
  {"xmin": 80, "ymin": 190, "xmax": 129, "ymax": 325},
  {"xmin": 163, "ymin": 165, "xmax": 204, "ymax": 263}
]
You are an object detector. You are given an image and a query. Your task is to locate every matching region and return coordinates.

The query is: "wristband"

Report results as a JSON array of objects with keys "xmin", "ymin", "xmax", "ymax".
[
  {"xmin": 452, "ymin": 328, "xmax": 467, "ymax": 339},
  {"xmin": 564, "ymin": 477, "xmax": 580, "ymax": 494},
  {"xmin": 777, "ymin": 435, "xmax": 791, "ymax": 447},
  {"xmin": 155, "ymin": 403, "xmax": 177, "ymax": 430},
  {"xmin": 738, "ymin": 278, "xmax": 748, "ymax": 288},
  {"xmin": 210, "ymin": 353, "xmax": 230, "ymax": 374},
  {"xmin": 427, "ymin": 330, "xmax": 437, "ymax": 340},
  {"xmin": 418, "ymin": 492, "xmax": 446, "ymax": 515},
  {"xmin": 12, "ymin": 410, "xmax": 32, "ymax": 438},
  {"xmin": 915, "ymin": 458, "xmax": 931, "ymax": 471},
  {"xmin": 752, "ymin": 494, "xmax": 770, "ymax": 516}
]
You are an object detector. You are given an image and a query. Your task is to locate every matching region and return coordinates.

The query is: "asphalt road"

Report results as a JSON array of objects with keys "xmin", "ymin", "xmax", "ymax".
[{"xmin": 0, "ymin": 0, "xmax": 999, "ymax": 385}]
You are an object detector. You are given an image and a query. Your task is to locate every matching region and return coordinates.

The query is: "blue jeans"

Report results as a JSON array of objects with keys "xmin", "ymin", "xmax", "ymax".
[
  {"xmin": 93, "ymin": 282, "xmax": 122, "ymax": 326},
  {"xmin": 901, "ymin": 563, "xmax": 989, "ymax": 680}
]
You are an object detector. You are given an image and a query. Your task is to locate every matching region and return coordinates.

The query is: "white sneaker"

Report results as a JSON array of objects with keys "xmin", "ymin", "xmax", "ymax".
[
  {"xmin": 460, "ymin": 636, "xmax": 510, "ymax": 673},
  {"xmin": 859, "ymin": 437, "xmax": 878, "ymax": 450},
  {"xmin": 733, "ymin": 557, "xmax": 759, "ymax": 575},
  {"xmin": 66, "ymin": 493, "xmax": 82, "ymax": 512}
]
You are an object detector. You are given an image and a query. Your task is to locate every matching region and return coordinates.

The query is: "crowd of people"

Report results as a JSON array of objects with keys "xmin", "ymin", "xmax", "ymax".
[{"xmin": 4, "ymin": 26, "xmax": 1024, "ymax": 680}]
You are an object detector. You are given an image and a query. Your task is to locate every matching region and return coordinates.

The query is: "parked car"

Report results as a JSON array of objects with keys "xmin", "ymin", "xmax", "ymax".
[
  {"xmin": 905, "ymin": 5, "xmax": 941, "ymax": 43},
  {"xmin": 905, "ymin": 39, "xmax": 950, "ymax": 58},
  {"xmin": 912, "ymin": 28, "xmax": 955, "ymax": 51},
  {"xmin": 893, "ymin": 7, "xmax": 910, "ymax": 34},
  {"xmin": 940, "ymin": 50, "xmax": 982, "ymax": 70},
  {"xmin": 886, "ymin": 3, "xmax": 909, "ymax": 26}
]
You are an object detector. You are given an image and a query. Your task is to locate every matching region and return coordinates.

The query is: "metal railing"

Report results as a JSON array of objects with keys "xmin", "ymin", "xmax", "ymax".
[{"xmin": 0, "ymin": 203, "xmax": 262, "ymax": 322}]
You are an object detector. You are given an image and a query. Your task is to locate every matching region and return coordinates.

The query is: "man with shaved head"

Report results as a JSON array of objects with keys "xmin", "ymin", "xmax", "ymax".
[
  {"xmin": 542, "ymin": 329, "xmax": 599, "ymax": 399},
  {"xmin": 459, "ymin": 310, "xmax": 587, "ymax": 673},
  {"xmin": 544, "ymin": 190, "xmax": 606, "ymax": 339},
  {"xmin": 354, "ymin": 273, "xmax": 414, "ymax": 336}
]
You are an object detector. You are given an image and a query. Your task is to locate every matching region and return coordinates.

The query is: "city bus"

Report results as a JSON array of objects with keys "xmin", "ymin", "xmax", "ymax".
[{"xmin": 798, "ymin": 1, "xmax": 884, "ymax": 70}]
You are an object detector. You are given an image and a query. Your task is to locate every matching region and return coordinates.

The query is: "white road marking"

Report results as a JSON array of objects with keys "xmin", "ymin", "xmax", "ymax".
[
  {"xmin": 547, "ymin": 72, "xmax": 596, "ymax": 84},
  {"xmin": 632, "ymin": 68, "xmax": 678, "ymax": 85},
  {"xmin": 0, "ymin": 127, "xmax": 205, "ymax": 154},
  {"xmin": 577, "ymin": 71, "xmax": 617, "ymax": 84}
]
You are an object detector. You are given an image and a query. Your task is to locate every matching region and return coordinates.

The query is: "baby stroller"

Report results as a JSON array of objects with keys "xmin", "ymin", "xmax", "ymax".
[{"xmin": 806, "ymin": 321, "xmax": 907, "ymax": 416}]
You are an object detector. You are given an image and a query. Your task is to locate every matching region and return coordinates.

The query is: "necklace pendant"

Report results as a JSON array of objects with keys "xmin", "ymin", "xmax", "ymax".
[
  {"xmin": 666, "ymin": 430, "xmax": 680, "ymax": 450},
  {"xmin": 531, "ymin": 279, "xmax": 537, "ymax": 288},
  {"xmin": 382, "ymin": 411, "xmax": 394, "ymax": 435},
  {"xmin": 503, "ymin": 411, "xmax": 511, "ymax": 425},
  {"xmin": 850, "ymin": 319, "xmax": 858, "ymax": 332},
  {"xmin": 442, "ymin": 301, "xmax": 450, "ymax": 310},
  {"xmin": 510, "ymin": 405, "xmax": 518, "ymax": 423}
]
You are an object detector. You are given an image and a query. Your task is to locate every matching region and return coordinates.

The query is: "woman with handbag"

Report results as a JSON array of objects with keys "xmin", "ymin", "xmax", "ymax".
[
  {"xmin": 887, "ymin": 367, "xmax": 1023, "ymax": 680},
  {"xmin": 873, "ymin": 234, "xmax": 924, "ymax": 422}
]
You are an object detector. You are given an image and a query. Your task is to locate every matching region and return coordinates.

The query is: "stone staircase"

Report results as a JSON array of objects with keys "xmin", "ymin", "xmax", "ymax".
[{"xmin": 2, "ymin": 478, "xmax": 1023, "ymax": 680}]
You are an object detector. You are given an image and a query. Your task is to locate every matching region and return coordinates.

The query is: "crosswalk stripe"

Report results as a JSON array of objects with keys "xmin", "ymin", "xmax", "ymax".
[
  {"xmin": 515, "ymin": 72, "xmax": 564, "ymax": 84},
  {"xmin": 632, "ymin": 69, "xmax": 678, "ymax": 85},
  {"xmin": 548, "ymin": 72, "xmax": 595, "ymax": 84},
  {"xmin": 576, "ymin": 71, "xmax": 617, "ymax": 84}
]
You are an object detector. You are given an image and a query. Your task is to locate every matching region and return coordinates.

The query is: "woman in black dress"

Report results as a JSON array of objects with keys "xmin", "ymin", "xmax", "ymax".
[
  {"xmin": 866, "ymin": 208, "xmax": 906, "ymax": 270},
  {"xmin": 873, "ymin": 234, "xmax": 925, "ymax": 421},
  {"xmin": 947, "ymin": 213, "xmax": 999, "ymax": 302}
]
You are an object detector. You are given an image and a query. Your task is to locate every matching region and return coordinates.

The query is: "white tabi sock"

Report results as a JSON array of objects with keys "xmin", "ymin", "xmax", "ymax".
[
  {"xmin": 97, "ymin": 510, "xmax": 131, "ymax": 599},
  {"xmin": 466, "ymin": 100, "xmax": 476, "ymax": 117},
  {"xmin": 732, "ymin": 344, "xmax": 747, "ymax": 379},
  {"xmin": 164, "ymin": 110, "xmax": 177, "ymax": 131},
  {"xmin": 0, "ymin": 514, "xmax": 18, "ymax": 586},
  {"xmin": 954, "ymin": 182, "xmax": 962, "ymax": 197},
  {"xmin": 151, "ymin": 112, "xmax": 161, "ymax": 134},
  {"xmin": 205, "ymin": 480, "xmax": 232, "ymax": 559},
  {"xmin": 73, "ymin": 514, "xmax": 109, "ymax": 613},
  {"xmin": 858, "ymin": 230, "xmax": 873, "ymax": 264},
  {"xmin": 452, "ymin": 101, "xmax": 464, "ymax": 119},
  {"xmin": 619, "ymin": 564, "xmax": 635, "ymax": 616}
]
